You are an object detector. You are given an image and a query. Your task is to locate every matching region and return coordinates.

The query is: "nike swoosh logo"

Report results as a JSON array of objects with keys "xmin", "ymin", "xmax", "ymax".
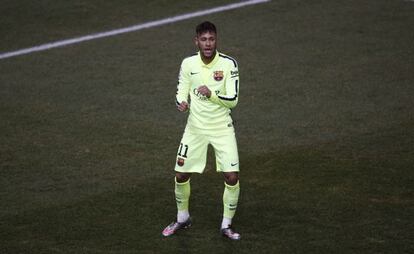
[
  {"xmin": 231, "ymin": 163, "xmax": 238, "ymax": 166},
  {"xmin": 190, "ymin": 72, "xmax": 199, "ymax": 75}
]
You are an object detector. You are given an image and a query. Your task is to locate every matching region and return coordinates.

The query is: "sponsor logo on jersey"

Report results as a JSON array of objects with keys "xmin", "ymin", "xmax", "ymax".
[
  {"xmin": 213, "ymin": 71, "xmax": 224, "ymax": 81},
  {"xmin": 230, "ymin": 70, "xmax": 239, "ymax": 78},
  {"xmin": 193, "ymin": 88, "xmax": 208, "ymax": 100}
]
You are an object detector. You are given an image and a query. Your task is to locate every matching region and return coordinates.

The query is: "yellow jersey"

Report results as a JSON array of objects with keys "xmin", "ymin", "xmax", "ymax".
[{"xmin": 176, "ymin": 51, "xmax": 240, "ymax": 134}]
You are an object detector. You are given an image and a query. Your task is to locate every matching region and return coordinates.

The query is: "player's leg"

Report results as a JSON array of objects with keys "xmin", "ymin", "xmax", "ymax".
[
  {"xmin": 162, "ymin": 131, "xmax": 208, "ymax": 237},
  {"xmin": 221, "ymin": 171, "xmax": 240, "ymax": 240},
  {"xmin": 175, "ymin": 172, "xmax": 191, "ymax": 223},
  {"xmin": 173, "ymin": 131, "xmax": 207, "ymax": 222},
  {"xmin": 223, "ymin": 171, "xmax": 238, "ymax": 185},
  {"xmin": 210, "ymin": 133, "xmax": 241, "ymax": 240}
]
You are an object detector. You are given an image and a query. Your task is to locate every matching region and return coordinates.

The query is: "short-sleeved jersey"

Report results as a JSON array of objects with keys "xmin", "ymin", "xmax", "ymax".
[{"xmin": 176, "ymin": 51, "xmax": 239, "ymax": 134}]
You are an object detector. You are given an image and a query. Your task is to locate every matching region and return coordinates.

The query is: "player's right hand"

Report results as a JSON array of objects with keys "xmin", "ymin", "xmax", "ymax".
[{"xmin": 177, "ymin": 101, "xmax": 189, "ymax": 112}]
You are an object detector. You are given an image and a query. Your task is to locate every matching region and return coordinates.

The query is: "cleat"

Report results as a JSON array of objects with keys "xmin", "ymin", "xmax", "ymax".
[
  {"xmin": 162, "ymin": 218, "xmax": 191, "ymax": 237},
  {"xmin": 221, "ymin": 225, "xmax": 241, "ymax": 240}
]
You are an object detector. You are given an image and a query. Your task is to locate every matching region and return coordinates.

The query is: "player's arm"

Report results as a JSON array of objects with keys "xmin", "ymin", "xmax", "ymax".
[
  {"xmin": 208, "ymin": 65, "xmax": 239, "ymax": 109},
  {"xmin": 175, "ymin": 61, "xmax": 191, "ymax": 112}
]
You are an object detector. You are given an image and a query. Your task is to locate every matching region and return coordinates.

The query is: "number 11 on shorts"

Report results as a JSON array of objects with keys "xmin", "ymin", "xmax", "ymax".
[{"xmin": 178, "ymin": 143, "xmax": 188, "ymax": 158}]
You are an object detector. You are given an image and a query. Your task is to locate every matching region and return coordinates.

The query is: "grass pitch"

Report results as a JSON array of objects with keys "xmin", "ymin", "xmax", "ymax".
[{"xmin": 1, "ymin": 0, "xmax": 413, "ymax": 253}]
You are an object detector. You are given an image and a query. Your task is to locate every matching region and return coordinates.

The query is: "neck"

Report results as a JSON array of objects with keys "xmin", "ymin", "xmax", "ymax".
[{"xmin": 201, "ymin": 51, "xmax": 216, "ymax": 65}]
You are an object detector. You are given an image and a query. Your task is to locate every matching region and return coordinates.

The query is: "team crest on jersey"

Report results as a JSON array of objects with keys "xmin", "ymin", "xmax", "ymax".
[
  {"xmin": 177, "ymin": 158, "xmax": 185, "ymax": 167},
  {"xmin": 213, "ymin": 71, "xmax": 224, "ymax": 81}
]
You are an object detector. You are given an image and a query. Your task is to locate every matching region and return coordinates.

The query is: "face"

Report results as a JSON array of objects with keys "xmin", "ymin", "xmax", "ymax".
[{"xmin": 195, "ymin": 31, "xmax": 217, "ymax": 62}]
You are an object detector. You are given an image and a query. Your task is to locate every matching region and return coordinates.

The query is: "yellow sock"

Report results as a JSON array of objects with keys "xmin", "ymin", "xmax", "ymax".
[
  {"xmin": 223, "ymin": 181, "xmax": 240, "ymax": 221},
  {"xmin": 175, "ymin": 178, "xmax": 190, "ymax": 220}
]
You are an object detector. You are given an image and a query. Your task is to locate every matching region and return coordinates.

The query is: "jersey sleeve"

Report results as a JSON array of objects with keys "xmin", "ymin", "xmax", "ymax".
[
  {"xmin": 209, "ymin": 64, "xmax": 239, "ymax": 109},
  {"xmin": 175, "ymin": 60, "xmax": 191, "ymax": 106}
]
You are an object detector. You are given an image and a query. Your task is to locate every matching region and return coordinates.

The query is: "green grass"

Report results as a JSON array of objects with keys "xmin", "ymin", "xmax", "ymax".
[{"xmin": 1, "ymin": 0, "xmax": 413, "ymax": 253}]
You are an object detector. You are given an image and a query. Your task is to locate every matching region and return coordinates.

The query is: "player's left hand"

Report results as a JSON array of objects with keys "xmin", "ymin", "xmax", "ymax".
[{"xmin": 197, "ymin": 85, "xmax": 211, "ymax": 98}]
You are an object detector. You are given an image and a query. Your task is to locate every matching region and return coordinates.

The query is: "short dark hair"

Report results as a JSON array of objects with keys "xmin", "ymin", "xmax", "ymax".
[{"xmin": 196, "ymin": 21, "xmax": 217, "ymax": 35}]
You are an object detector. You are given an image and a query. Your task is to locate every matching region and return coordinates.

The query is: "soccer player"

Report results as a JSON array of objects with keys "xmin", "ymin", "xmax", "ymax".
[{"xmin": 162, "ymin": 21, "xmax": 241, "ymax": 240}]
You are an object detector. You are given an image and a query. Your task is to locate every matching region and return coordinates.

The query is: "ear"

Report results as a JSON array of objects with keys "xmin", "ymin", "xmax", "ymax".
[{"xmin": 194, "ymin": 36, "xmax": 199, "ymax": 47}]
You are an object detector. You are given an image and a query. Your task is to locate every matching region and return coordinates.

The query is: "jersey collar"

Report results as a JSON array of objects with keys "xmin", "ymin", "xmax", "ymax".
[{"xmin": 198, "ymin": 50, "xmax": 220, "ymax": 68}]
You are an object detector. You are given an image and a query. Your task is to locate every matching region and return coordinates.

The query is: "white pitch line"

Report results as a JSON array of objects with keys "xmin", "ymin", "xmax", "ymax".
[{"xmin": 0, "ymin": 0, "xmax": 270, "ymax": 60}]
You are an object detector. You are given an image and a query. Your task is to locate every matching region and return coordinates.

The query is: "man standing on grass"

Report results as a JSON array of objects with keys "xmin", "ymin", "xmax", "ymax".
[{"xmin": 162, "ymin": 21, "xmax": 241, "ymax": 240}]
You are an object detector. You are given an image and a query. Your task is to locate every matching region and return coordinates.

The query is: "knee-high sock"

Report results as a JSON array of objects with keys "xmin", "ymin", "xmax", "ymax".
[
  {"xmin": 223, "ymin": 181, "xmax": 240, "ymax": 221},
  {"xmin": 175, "ymin": 178, "xmax": 190, "ymax": 222}
]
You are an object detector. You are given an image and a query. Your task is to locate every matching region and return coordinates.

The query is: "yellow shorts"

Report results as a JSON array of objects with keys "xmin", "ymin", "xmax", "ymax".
[{"xmin": 174, "ymin": 130, "xmax": 239, "ymax": 173}]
